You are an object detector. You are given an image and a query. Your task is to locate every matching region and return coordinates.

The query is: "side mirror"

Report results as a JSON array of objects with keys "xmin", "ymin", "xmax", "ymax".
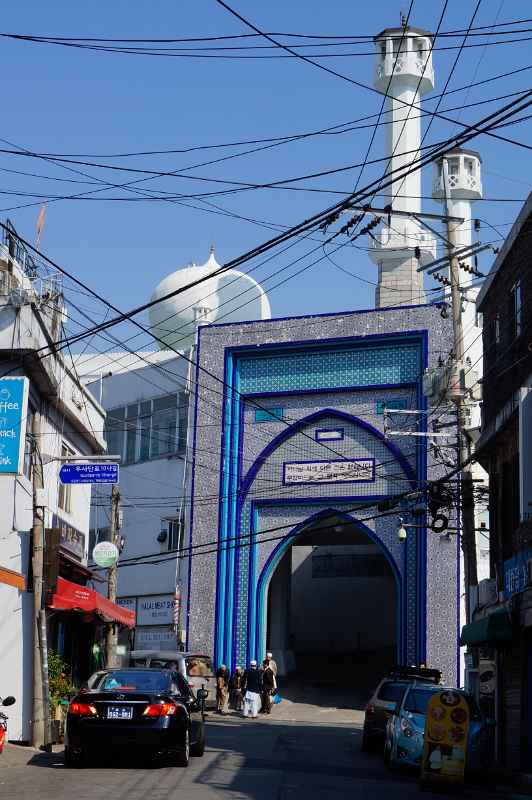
[
  {"xmin": 196, "ymin": 689, "xmax": 208, "ymax": 701},
  {"xmin": 2, "ymin": 696, "xmax": 16, "ymax": 707}
]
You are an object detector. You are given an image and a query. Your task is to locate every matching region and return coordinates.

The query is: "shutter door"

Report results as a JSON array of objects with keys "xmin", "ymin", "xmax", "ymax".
[{"xmin": 503, "ymin": 639, "xmax": 522, "ymax": 771}]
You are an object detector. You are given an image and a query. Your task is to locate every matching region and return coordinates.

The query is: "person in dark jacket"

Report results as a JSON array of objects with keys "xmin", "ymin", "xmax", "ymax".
[
  {"xmin": 229, "ymin": 666, "xmax": 244, "ymax": 712},
  {"xmin": 242, "ymin": 660, "xmax": 262, "ymax": 718},
  {"xmin": 260, "ymin": 659, "xmax": 276, "ymax": 714}
]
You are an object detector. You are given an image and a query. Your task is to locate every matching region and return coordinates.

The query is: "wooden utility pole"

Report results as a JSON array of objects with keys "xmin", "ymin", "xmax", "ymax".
[
  {"xmin": 31, "ymin": 410, "xmax": 51, "ymax": 750},
  {"xmin": 105, "ymin": 484, "xmax": 120, "ymax": 666},
  {"xmin": 442, "ymin": 159, "xmax": 478, "ymax": 616}
]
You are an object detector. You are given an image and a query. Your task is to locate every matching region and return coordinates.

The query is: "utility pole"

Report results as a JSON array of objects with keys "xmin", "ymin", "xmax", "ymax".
[
  {"xmin": 31, "ymin": 410, "xmax": 51, "ymax": 750},
  {"xmin": 442, "ymin": 158, "xmax": 478, "ymax": 618},
  {"xmin": 105, "ymin": 484, "xmax": 120, "ymax": 666}
]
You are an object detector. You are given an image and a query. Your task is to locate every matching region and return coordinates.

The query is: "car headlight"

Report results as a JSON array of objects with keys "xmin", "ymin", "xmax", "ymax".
[{"xmin": 400, "ymin": 718, "xmax": 414, "ymax": 738}]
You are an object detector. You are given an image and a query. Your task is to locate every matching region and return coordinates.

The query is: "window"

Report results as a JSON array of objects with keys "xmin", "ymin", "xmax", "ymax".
[
  {"xmin": 511, "ymin": 281, "xmax": 522, "ymax": 338},
  {"xmin": 255, "ymin": 407, "xmax": 284, "ymax": 423},
  {"xmin": 186, "ymin": 656, "xmax": 214, "ymax": 678},
  {"xmin": 104, "ymin": 393, "xmax": 181, "ymax": 465},
  {"xmin": 151, "ymin": 394, "xmax": 177, "ymax": 457},
  {"xmin": 377, "ymin": 682, "xmax": 408, "ymax": 703},
  {"xmin": 105, "ymin": 407, "xmax": 125, "ymax": 459},
  {"xmin": 58, "ymin": 443, "xmax": 74, "ymax": 513},
  {"xmin": 403, "ymin": 689, "xmax": 437, "ymax": 714}
]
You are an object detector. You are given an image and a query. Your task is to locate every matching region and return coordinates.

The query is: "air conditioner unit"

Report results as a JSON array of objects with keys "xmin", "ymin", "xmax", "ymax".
[{"xmin": 478, "ymin": 578, "xmax": 498, "ymax": 607}]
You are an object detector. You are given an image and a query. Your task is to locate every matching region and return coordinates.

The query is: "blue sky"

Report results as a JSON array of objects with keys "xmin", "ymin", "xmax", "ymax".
[{"xmin": 0, "ymin": 0, "xmax": 530, "ymax": 345}]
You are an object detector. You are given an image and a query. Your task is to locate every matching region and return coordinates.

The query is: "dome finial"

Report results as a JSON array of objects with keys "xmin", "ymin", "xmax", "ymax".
[{"xmin": 209, "ymin": 243, "xmax": 215, "ymax": 257}]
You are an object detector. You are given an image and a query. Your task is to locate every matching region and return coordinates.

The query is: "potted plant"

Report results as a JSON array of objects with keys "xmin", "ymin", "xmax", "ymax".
[{"xmin": 48, "ymin": 651, "xmax": 74, "ymax": 743}]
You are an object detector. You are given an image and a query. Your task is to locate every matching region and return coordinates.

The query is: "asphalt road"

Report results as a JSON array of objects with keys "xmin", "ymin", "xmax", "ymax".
[{"xmin": 0, "ymin": 713, "xmax": 525, "ymax": 800}]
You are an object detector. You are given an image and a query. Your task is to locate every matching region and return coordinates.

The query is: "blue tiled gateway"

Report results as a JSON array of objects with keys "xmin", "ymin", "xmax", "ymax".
[{"xmin": 185, "ymin": 303, "xmax": 460, "ymax": 684}]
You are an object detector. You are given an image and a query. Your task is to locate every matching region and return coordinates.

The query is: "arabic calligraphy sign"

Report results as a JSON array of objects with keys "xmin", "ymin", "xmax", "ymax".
[{"xmin": 283, "ymin": 458, "xmax": 375, "ymax": 485}]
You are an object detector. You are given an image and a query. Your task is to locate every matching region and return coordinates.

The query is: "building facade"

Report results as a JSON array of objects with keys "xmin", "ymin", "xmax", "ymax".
[
  {"xmin": 465, "ymin": 192, "xmax": 532, "ymax": 773},
  {"xmin": 0, "ymin": 223, "xmax": 110, "ymax": 742},
  {"xmin": 80, "ymin": 350, "xmax": 190, "ymax": 652},
  {"xmin": 186, "ymin": 303, "xmax": 460, "ymax": 682}
]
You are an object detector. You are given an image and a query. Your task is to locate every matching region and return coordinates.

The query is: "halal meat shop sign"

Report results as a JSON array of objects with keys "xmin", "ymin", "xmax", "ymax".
[{"xmin": 283, "ymin": 458, "xmax": 375, "ymax": 485}]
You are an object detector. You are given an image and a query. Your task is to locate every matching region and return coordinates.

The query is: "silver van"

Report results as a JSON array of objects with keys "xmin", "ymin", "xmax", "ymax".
[{"xmin": 129, "ymin": 650, "xmax": 216, "ymax": 709}]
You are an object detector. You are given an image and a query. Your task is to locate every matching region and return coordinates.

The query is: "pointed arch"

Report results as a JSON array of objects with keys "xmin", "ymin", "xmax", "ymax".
[
  {"xmin": 240, "ymin": 407, "xmax": 416, "ymax": 503},
  {"xmin": 252, "ymin": 507, "xmax": 402, "ymax": 665}
]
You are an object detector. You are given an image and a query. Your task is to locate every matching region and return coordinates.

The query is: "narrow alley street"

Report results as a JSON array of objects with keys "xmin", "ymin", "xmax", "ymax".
[{"xmin": 0, "ymin": 701, "xmax": 524, "ymax": 800}]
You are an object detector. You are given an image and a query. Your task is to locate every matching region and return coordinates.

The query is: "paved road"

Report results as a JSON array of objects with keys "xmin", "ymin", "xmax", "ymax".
[{"xmin": 0, "ymin": 713, "xmax": 526, "ymax": 800}]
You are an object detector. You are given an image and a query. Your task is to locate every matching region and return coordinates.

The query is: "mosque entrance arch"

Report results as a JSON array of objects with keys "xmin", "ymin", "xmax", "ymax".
[{"xmin": 256, "ymin": 509, "xmax": 400, "ymax": 685}]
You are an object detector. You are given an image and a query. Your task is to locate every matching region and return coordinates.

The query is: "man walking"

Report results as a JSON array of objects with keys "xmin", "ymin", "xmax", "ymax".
[
  {"xmin": 266, "ymin": 651, "xmax": 278, "ymax": 676},
  {"xmin": 242, "ymin": 660, "xmax": 262, "ymax": 719},
  {"xmin": 260, "ymin": 658, "xmax": 276, "ymax": 715},
  {"xmin": 229, "ymin": 665, "xmax": 245, "ymax": 712}
]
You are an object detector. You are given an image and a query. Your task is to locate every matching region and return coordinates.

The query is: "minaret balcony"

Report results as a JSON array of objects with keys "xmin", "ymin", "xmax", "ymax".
[{"xmin": 368, "ymin": 220, "xmax": 436, "ymax": 266}]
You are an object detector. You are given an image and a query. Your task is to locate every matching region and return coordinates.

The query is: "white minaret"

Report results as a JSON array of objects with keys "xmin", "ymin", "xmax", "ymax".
[
  {"xmin": 369, "ymin": 26, "xmax": 437, "ymax": 307},
  {"xmin": 432, "ymin": 148, "xmax": 483, "ymax": 385}
]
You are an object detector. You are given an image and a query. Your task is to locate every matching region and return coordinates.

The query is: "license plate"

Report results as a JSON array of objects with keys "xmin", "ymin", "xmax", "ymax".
[{"xmin": 106, "ymin": 706, "xmax": 133, "ymax": 720}]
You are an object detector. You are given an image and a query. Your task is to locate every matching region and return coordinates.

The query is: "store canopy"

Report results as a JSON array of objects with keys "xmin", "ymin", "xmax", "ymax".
[
  {"xmin": 460, "ymin": 609, "xmax": 513, "ymax": 647},
  {"xmin": 49, "ymin": 577, "xmax": 135, "ymax": 628}
]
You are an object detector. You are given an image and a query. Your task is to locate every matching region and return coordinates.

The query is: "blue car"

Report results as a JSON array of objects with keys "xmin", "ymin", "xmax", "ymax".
[{"xmin": 384, "ymin": 682, "xmax": 494, "ymax": 774}]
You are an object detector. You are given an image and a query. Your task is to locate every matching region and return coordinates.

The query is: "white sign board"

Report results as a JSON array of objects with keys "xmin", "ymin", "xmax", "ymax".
[
  {"xmin": 520, "ymin": 386, "xmax": 532, "ymax": 521},
  {"xmin": 92, "ymin": 541, "xmax": 119, "ymax": 568},
  {"xmin": 283, "ymin": 458, "xmax": 375, "ymax": 485},
  {"xmin": 137, "ymin": 594, "xmax": 176, "ymax": 626},
  {"xmin": 135, "ymin": 625, "xmax": 177, "ymax": 650}
]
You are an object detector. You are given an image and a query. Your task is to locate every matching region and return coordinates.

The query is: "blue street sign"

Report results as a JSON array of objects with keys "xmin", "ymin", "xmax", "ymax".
[
  {"xmin": 0, "ymin": 377, "xmax": 29, "ymax": 475},
  {"xmin": 59, "ymin": 463, "xmax": 119, "ymax": 484}
]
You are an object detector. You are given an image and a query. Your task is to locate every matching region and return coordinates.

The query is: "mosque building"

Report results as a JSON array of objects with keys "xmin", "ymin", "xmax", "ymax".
[{"xmin": 83, "ymin": 24, "xmax": 483, "ymax": 685}]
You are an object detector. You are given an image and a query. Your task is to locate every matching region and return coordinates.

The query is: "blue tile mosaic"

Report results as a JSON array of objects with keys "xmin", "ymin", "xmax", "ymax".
[{"xmin": 238, "ymin": 342, "xmax": 421, "ymax": 394}]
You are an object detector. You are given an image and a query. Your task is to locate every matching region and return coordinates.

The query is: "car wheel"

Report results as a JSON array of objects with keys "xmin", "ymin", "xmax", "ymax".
[
  {"xmin": 173, "ymin": 729, "xmax": 190, "ymax": 767},
  {"xmin": 383, "ymin": 738, "xmax": 393, "ymax": 769},
  {"xmin": 64, "ymin": 747, "xmax": 84, "ymax": 768},
  {"xmin": 190, "ymin": 729, "xmax": 205, "ymax": 757}
]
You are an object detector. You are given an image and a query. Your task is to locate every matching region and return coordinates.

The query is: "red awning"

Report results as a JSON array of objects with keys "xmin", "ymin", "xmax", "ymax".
[{"xmin": 49, "ymin": 577, "xmax": 135, "ymax": 628}]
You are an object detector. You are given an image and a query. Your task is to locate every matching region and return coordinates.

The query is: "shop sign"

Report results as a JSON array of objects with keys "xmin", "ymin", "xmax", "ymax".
[
  {"xmin": 52, "ymin": 514, "xmax": 86, "ymax": 561},
  {"xmin": 137, "ymin": 594, "xmax": 176, "ymax": 626},
  {"xmin": 117, "ymin": 597, "xmax": 137, "ymax": 615},
  {"xmin": 92, "ymin": 541, "xmax": 119, "ymax": 568},
  {"xmin": 283, "ymin": 458, "xmax": 375, "ymax": 485},
  {"xmin": 135, "ymin": 625, "xmax": 177, "ymax": 650},
  {"xmin": 503, "ymin": 548, "xmax": 532, "ymax": 598},
  {"xmin": 0, "ymin": 377, "xmax": 29, "ymax": 474},
  {"xmin": 420, "ymin": 690, "xmax": 470, "ymax": 787}
]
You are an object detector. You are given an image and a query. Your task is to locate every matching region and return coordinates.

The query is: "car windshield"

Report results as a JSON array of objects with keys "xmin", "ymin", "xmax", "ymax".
[
  {"xmin": 186, "ymin": 656, "xmax": 214, "ymax": 677},
  {"xmin": 403, "ymin": 689, "xmax": 438, "ymax": 714},
  {"xmin": 378, "ymin": 682, "xmax": 408, "ymax": 702},
  {"xmin": 93, "ymin": 670, "xmax": 170, "ymax": 693}
]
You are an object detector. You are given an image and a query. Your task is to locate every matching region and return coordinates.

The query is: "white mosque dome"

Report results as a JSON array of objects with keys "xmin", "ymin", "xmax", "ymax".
[{"xmin": 149, "ymin": 247, "xmax": 271, "ymax": 351}]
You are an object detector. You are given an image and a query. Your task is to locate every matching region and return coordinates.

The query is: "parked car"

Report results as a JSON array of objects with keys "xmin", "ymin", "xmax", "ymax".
[
  {"xmin": 383, "ymin": 682, "xmax": 494, "ymax": 773},
  {"xmin": 65, "ymin": 668, "xmax": 207, "ymax": 768},
  {"xmin": 362, "ymin": 666, "xmax": 441, "ymax": 752},
  {"xmin": 129, "ymin": 650, "xmax": 217, "ymax": 709}
]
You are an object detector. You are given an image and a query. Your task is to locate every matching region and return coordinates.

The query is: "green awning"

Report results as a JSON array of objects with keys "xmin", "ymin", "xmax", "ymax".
[{"xmin": 460, "ymin": 610, "xmax": 513, "ymax": 647}]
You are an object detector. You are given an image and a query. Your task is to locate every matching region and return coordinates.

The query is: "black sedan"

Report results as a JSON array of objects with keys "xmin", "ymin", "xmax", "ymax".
[{"xmin": 65, "ymin": 668, "xmax": 207, "ymax": 768}]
